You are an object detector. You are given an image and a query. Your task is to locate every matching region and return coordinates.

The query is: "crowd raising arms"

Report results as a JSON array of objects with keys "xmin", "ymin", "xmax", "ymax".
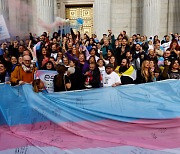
[{"xmin": 0, "ymin": 30, "xmax": 179, "ymax": 92}]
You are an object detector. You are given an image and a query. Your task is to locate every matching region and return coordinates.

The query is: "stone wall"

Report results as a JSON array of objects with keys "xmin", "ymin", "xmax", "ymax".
[
  {"xmin": 166, "ymin": 0, "xmax": 180, "ymax": 35},
  {"xmin": 111, "ymin": 0, "xmax": 143, "ymax": 38},
  {"xmin": 159, "ymin": 0, "xmax": 180, "ymax": 38},
  {"xmin": 111, "ymin": 0, "xmax": 179, "ymax": 39},
  {"xmin": 0, "ymin": 0, "xmax": 179, "ymax": 39}
]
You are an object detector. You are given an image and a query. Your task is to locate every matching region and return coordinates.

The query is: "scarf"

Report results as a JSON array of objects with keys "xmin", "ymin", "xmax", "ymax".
[{"xmin": 22, "ymin": 64, "xmax": 34, "ymax": 72}]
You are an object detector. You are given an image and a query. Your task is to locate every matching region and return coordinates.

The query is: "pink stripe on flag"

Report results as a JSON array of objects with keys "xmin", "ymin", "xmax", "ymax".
[
  {"xmin": 0, "ymin": 123, "xmax": 120, "ymax": 151},
  {"xmin": 0, "ymin": 125, "xmax": 48, "ymax": 150},
  {"xmin": 1, "ymin": 118, "xmax": 180, "ymax": 151},
  {"xmin": 32, "ymin": 42, "xmax": 41, "ymax": 58}
]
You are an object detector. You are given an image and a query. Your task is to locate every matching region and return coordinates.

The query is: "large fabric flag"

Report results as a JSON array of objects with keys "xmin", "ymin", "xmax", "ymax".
[{"xmin": 0, "ymin": 80, "xmax": 180, "ymax": 154}]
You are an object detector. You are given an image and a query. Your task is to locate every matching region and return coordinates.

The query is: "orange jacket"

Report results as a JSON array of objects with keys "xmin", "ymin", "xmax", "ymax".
[{"xmin": 11, "ymin": 66, "xmax": 37, "ymax": 85}]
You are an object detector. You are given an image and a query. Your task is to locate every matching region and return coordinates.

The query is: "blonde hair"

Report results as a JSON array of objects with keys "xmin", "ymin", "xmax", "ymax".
[{"xmin": 141, "ymin": 60, "xmax": 154, "ymax": 82}]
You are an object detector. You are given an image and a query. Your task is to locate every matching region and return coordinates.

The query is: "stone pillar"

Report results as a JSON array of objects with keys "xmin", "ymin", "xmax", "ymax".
[
  {"xmin": 8, "ymin": 0, "xmax": 31, "ymax": 37},
  {"xmin": 35, "ymin": 0, "xmax": 54, "ymax": 35},
  {"xmin": 0, "ymin": 0, "xmax": 8, "ymax": 17},
  {"xmin": 143, "ymin": 0, "xmax": 160, "ymax": 38},
  {"xmin": 0, "ymin": 0, "xmax": 8, "ymax": 22},
  {"xmin": 94, "ymin": 0, "xmax": 111, "ymax": 39},
  {"xmin": 8, "ymin": 0, "xmax": 21, "ymax": 37},
  {"xmin": 167, "ymin": 0, "xmax": 180, "ymax": 34},
  {"xmin": 54, "ymin": 0, "xmax": 60, "ymax": 32}
]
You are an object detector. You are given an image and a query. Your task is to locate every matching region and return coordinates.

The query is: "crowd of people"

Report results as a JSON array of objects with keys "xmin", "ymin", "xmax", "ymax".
[{"xmin": 0, "ymin": 29, "xmax": 179, "ymax": 93}]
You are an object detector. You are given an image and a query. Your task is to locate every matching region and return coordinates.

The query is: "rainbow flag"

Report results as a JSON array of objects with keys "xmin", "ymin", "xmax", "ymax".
[{"xmin": 0, "ymin": 80, "xmax": 180, "ymax": 153}]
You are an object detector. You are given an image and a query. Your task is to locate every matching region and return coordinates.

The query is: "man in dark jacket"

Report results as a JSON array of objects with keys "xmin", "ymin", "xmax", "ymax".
[
  {"xmin": 115, "ymin": 38, "xmax": 131, "ymax": 65},
  {"xmin": 132, "ymin": 43, "xmax": 147, "ymax": 71},
  {"xmin": 84, "ymin": 63, "xmax": 101, "ymax": 88}
]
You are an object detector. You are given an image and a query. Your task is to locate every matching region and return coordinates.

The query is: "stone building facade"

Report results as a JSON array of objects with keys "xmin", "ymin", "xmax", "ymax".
[{"xmin": 0, "ymin": 0, "xmax": 179, "ymax": 39}]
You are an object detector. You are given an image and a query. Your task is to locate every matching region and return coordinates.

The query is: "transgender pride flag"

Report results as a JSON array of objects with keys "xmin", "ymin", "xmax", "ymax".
[
  {"xmin": 0, "ymin": 80, "xmax": 180, "ymax": 154},
  {"xmin": 32, "ymin": 41, "xmax": 41, "ymax": 58}
]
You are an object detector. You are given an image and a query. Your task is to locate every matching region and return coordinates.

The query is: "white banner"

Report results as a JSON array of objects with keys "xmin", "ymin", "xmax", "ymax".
[
  {"xmin": 0, "ymin": 15, "xmax": 10, "ymax": 41},
  {"xmin": 35, "ymin": 70, "xmax": 57, "ymax": 93}
]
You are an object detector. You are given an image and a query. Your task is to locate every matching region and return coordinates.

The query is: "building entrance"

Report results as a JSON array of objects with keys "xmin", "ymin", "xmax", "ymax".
[{"xmin": 65, "ymin": 5, "xmax": 93, "ymax": 36}]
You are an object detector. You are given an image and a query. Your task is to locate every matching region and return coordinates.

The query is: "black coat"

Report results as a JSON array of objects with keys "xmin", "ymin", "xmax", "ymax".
[
  {"xmin": 115, "ymin": 45, "xmax": 131, "ymax": 65},
  {"xmin": 69, "ymin": 67, "xmax": 84, "ymax": 90},
  {"xmin": 53, "ymin": 74, "xmax": 70, "ymax": 92},
  {"xmin": 0, "ymin": 73, "xmax": 5, "ymax": 83},
  {"xmin": 89, "ymin": 68, "xmax": 101, "ymax": 88}
]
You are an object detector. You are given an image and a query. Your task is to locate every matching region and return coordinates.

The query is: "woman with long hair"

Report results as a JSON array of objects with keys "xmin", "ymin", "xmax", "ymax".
[
  {"xmin": 66, "ymin": 46, "xmax": 79, "ymax": 60},
  {"xmin": 136, "ymin": 60, "xmax": 154, "ymax": 83},
  {"xmin": 32, "ymin": 79, "xmax": 47, "ymax": 93},
  {"xmin": 153, "ymin": 35, "xmax": 160, "ymax": 44},
  {"xmin": 40, "ymin": 47, "xmax": 50, "ymax": 69},
  {"xmin": 162, "ymin": 59, "xmax": 180, "ymax": 79},
  {"xmin": 88, "ymin": 55, "xmax": 96, "ymax": 64},
  {"xmin": 167, "ymin": 40, "xmax": 180, "ymax": 60},
  {"xmin": 100, "ymin": 49, "xmax": 114, "ymax": 65},
  {"xmin": 149, "ymin": 60, "xmax": 161, "ymax": 81},
  {"xmin": 65, "ymin": 46, "xmax": 79, "ymax": 62},
  {"xmin": 43, "ymin": 61, "xmax": 55, "ymax": 70},
  {"xmin": 128, "ymin": 37, "xmax": 134, "ymax": 49}
]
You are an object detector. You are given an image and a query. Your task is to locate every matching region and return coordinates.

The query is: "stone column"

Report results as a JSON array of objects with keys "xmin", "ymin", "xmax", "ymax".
[
  {"xmin": 0, "ymin": 0, "xmax": 8, "ymax": 24},
  {"xmin": 35, "ymin": 0, "xmax": 54, "ymax": 35},
  {"xmin": 0, "ymin": 0, "xmax": 8, "ymax": 17},
  {"xmin": 8, "ymin": 0, "xmax": 21, "ymax": 37},
  {"xmin": 143, "ymin": 0, "xmax": 160, "ymax": 38},
  {"xmin": 94, "ymin": 0, "xmax": 111, "ymax": 39},
  {"xmin": 8, "ymin": 0, "xmax": 31, "ymax": 37}
]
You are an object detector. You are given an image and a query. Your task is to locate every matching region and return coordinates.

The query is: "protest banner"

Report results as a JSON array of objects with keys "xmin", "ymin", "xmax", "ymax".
[{"xmin": 35, "ymin": 70, "xmax": 57, "ymax": 93}]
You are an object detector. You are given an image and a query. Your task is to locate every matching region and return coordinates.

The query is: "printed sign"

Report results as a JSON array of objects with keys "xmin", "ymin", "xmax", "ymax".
[{"xmin": 35, "ymin": 70, "xmax": 57, "ymax": 93}]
